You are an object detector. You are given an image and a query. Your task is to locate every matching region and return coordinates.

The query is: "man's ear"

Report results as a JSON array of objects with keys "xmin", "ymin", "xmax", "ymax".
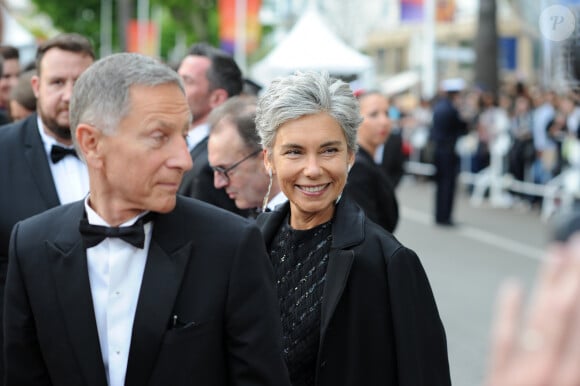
[
  {"xmin": 31, "ymin": 75, "xmax": 40, "ymax": 98},
  {"xmin": 76, "ymin": 123, "xmax": 102, "ymax": 168},
  {"xmin": 209, "ymin": 88, "xmax": 229, "ymax": 109}
]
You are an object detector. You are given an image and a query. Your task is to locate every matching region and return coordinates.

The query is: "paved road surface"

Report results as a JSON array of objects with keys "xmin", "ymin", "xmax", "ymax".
[{"xmin": 393, "ymin": 177, "xmax": 552, "ymax": 386}]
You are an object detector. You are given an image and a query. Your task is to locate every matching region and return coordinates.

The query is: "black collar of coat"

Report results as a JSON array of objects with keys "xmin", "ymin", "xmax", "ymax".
[{"xmin": 256, "ymin": 196, "xmax": 365, "ymax": 250}]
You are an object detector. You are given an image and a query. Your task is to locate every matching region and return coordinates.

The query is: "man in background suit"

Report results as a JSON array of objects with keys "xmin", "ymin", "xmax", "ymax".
[
  {"xmin": 177, "ymin": 43, "xmax": 244, "ymax": 215},
  {"xmin": 5, "ymin": 52, "xmax": 290, "ymax": 386},
  {"xmin": 207, "ymin": 95, "xmax": 286, "ymax": 215},
  {"xmin": 430, "ymin": 79, "xmax": 468, "ymax": 226},
  {"xmin": 0, "ymin": 33, "xmax": 94, "ymax": 378}
]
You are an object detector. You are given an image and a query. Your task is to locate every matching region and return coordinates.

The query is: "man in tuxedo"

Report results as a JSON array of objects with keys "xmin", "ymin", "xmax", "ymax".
[
  {"xmin": 207, "ymin": 96, "xmax": 286, "ymax": 215},
  {"xmin": 177, "ymin": 43, "xmax": 244, "ymax": 215},
  {"xmin": 0, "ymin": 33, "xmax": 94, "ymax": 378},
  {"xmin": 4, "ymin": 52, "xmax": 290, "ymax": 386}
]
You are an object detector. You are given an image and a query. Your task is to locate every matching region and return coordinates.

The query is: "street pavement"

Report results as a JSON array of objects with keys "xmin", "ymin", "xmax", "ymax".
[{"xmin": 393, "ymin": 176, "xmax": 552, "ymax": 386}]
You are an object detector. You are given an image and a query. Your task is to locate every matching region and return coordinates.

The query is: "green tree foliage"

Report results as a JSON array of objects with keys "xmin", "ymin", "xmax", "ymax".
[
  {"xmin": 153, "ymin": 0, "xmax": 219, "ymax": 46},
  {"xmin": 30, "ymin": 0, "xmax": 102, "ymax": 49},
  {"xmin": 30, "ymin": 0, "xmax": 220, "ymax": 59}
]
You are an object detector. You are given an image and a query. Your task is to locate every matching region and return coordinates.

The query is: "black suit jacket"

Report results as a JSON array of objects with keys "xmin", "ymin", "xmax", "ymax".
[
  {"xmin": 0, "ymin": 114, "xmax": 64, "ymax": 381},
  {"xmin": 0, "ymin": 114, "xmax": 61, "ymax": 263},
  {"xmin": 178, "ymin": 137, "xmax": 244, "ymax": 216},
  {"xmin": 344, "ymin": 147, "xmax": 399, "ymax": 233},
  {"xmin": 381, "ymin": 131, "xmax": 405, "ymax": 188},
  {"xmin": 5, "ymin": 197, "xmax": 291, "ymax": 386},
  {"xmin": 256, "ymin": 199, "xmax": 451, "ymax": 386}
]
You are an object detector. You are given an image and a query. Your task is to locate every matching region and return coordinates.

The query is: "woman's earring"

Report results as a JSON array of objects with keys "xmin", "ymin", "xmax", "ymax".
[{"xmin": 263, "ymin": 169, "xmax": 273, "ymax": 212}]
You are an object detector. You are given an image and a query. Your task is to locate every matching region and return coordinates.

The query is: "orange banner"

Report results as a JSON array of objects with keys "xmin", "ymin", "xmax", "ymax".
[
  {"xmin": 436, "ymin": 0, "xmax": 455, "ymax": 22},
  {"xmin": 127, "ymin": 20, "xmax": 158, "ymax": 56},
  {"xmin": 219, "ymin": 0, "xmax": 261, "ymax": 54}
]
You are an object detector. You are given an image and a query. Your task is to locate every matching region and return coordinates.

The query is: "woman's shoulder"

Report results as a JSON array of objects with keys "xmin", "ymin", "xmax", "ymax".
[{"xmin": 360, "ymin": 217, "xmax": 408, "ymax": 255}]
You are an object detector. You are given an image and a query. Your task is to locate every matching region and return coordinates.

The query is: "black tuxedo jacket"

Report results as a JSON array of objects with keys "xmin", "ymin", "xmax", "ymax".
[
  {"xmin": 178, "ymin": 137, "xmax": 244, "ymax": 216},
  {"xmin": 0, "ymin": 114, "xmax": 64, "ymax": 381},
  {"xmin": 0, "ymin": 114, "xmax": 61, "ymax": 265},
  {"xmin": 257, "ymin": 199, "xmax": 451, "ymax": 386},
  {"xmin": 344, "ymin": 147, "xmax": 399, "ymax": 233},
  {"xmin": 5, "ymin": 196, "xmax": 291, "ymax": 386},
  {"xmin": 381, "ymin": 131, "xmax": 405, "ymax": 188}
]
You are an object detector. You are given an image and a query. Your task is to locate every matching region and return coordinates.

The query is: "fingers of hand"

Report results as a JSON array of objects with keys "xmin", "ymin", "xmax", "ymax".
[{"xmin": 552, "ymin": 236, "xmax": 580, "ymax": 385}]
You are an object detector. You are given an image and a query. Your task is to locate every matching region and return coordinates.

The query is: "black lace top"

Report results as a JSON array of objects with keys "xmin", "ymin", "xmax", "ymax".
[{"xmin": 269, "ymin": 217, "xmax": 332, "ymax": 386}]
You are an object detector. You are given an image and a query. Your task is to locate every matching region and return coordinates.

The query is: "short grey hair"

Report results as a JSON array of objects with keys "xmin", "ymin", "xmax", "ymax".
[
  {"xmin": 70, "ymin": 52, "xmax": 187, "ymax": 141},
  {"xmin": 255, "ymin": 71, "xmax": 361, "ymax": 153}
]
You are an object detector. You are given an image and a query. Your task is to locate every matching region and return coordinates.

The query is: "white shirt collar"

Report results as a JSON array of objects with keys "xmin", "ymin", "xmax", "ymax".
[
  {"xmin": 83, "ymin": 196, "xmax": 149, "ymax": 227},
  {"xmin": 266, "ymin": 191, "xmax": 287, "ymax": 211},
  {"xmin": 186, "ymin": 122, "xmax": 210, "ymax": 151}
]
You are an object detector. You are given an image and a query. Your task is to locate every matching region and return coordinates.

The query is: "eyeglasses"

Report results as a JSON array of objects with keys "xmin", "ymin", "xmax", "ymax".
[{"xmin": 211, "ymin": 149, "xmax": 261, "ymax": 183}]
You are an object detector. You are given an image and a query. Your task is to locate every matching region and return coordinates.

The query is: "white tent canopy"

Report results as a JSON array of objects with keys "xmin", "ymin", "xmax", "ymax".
[
  {"xmin": 1, "ymin": 6, "xmax": 37, "ymax": 65},
  {"xmin": 251, "ymin": 6, "xmax": 375, "ymax": 89}
]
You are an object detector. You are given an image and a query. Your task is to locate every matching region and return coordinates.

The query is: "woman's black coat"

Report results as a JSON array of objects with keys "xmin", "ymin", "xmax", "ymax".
[{"xmin": 256, "ymin": 198, "xmax": 451, "ymax": 386}]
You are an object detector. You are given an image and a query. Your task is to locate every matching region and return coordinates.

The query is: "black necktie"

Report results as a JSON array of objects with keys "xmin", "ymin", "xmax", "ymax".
[
  {"xmin": 79, "ymin": 212, "xmax": 155, "ymax": 249},
  {"xmin": 51, "ymin": 145, "xmax": 78, "ymax": 163}
]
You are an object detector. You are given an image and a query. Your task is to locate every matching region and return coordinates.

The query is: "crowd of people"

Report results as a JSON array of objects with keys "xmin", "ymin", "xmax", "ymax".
[
  {"xmin": 0, "ymin": 32, "xmax": 579, "ymax": 386},
  {"xmin": 397, "ymin": 78, "xmax": 580, "ymax": 222}
]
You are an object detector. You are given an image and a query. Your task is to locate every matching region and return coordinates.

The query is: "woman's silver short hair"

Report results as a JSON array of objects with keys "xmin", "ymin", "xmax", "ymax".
[{"xmin": 255, "ymin": 71, "xmax": 361, "ymax": 153}]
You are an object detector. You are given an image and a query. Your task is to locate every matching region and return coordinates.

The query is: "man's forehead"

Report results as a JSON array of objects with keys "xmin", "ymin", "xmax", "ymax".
[
  {"xmin": 179, "ymin": 55, "xmax": 210, "ymax": 73},
  {"xmin": 39, "ymin": 51, "xmax": 93, "ymax": 76},
  {"xmin": 210, "ymin": 125, "xmax": 245, "ymax": 155}
]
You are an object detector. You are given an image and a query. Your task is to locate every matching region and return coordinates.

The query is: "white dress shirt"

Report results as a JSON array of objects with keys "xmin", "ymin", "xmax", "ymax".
[
  {"xmin": 374, "ymin": 143, "xmax": 384, "ymax": 164},
  {"xmin": 84, "ymin": 198, "xmax": 153, "ymax": 386},
  {"xmin": 266, "ymin": 191, "xmax": 288, "ymax": 211},
  {"xmin": 38, "ymin": 116, "xmax": 89, "ymax": 204},
  {"xmin": 533, "ymin": 103, "xmax": 555, "ymax": 151},
  {"xmin": 186, "ymin": 122, "xmax": 210, "ymax": 151}
]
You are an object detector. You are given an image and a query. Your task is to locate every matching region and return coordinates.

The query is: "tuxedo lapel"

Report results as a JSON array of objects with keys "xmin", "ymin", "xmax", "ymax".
[
  {"xmin": 49, "ymin": 203, "xmax": 107, "ymax": 386},
  {"xmin": 177, "ymin": 137, "xmax": 208, "ymax": 196},
  {"xmin": 125, "ymin": 212, "xmax": 194, "ymax": 386},
  {"xmin": 22, "ymin": 115, "xmax": 60, "ymax": 207},
  {"xmin": 320, "ymin": 249, "xmax": 353, "ymax": 342},
  {"xmin": 320, "ymin": 199, "xmax": 364, "ymax": 344},
  {"xmin": 190, "ymin": 136, "xmax": 208, "ymax": 161}
]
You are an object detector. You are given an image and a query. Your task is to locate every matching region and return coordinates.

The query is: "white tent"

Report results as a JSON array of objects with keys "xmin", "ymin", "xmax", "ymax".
[
  {"xmin": 251, "ymin": 6, "xmax": 375, "ymax": 89},
  {"xmin": 1, "ymin": 6, "xmax": 37, "ymax": 65}
]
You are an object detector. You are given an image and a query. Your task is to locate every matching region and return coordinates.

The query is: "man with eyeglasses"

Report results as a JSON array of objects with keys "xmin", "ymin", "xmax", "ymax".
[
  {"xmin": 208, "ymin": 96, "xmax": 286, "ymax": 216},
  {"xmin": 177, "ymin": 43, "xmax": 245, "ymax": 215}
]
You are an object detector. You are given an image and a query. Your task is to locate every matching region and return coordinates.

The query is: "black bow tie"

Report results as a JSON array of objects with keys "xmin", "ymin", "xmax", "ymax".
[
  {"xmin": 79, "ymin": 212, "xmax": 155, "ymax": 249},
  {"xmin": 50, "ymin": 145, "xmax": 78, "ymax": 163}
]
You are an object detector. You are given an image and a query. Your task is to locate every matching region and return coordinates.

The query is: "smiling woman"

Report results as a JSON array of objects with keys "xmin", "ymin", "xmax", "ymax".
[{"xmin": 254, "ymin": 71, "xmax": 452, "ymax": 386}]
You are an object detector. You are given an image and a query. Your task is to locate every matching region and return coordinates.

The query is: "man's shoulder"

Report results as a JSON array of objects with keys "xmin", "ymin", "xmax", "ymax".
[
  {"xmin": 18, "ymin": 201, "xmax": 81, "ymax": 229},
  {"xmin": 0, "ymin": 115, "xmax": 37, "ymax": 148},
  {"xmin": 11, "ymin": 202, "xmax": 83, "ymax": 250}
]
